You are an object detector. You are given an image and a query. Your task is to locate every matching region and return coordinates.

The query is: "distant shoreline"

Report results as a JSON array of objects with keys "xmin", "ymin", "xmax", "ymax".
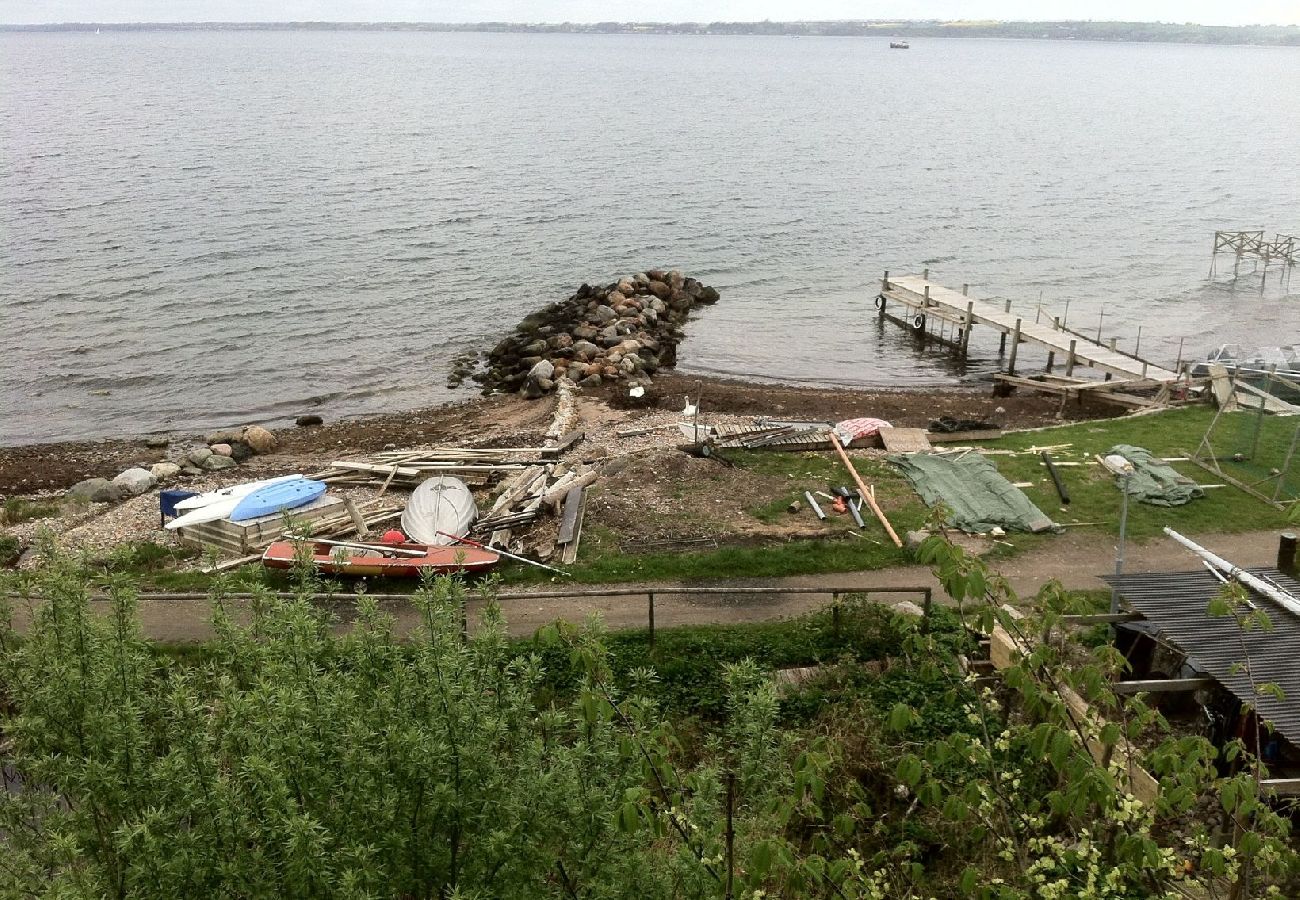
[{"xmin": 3, "ymin": 20, "xmax": 1299, "ymax": 48}]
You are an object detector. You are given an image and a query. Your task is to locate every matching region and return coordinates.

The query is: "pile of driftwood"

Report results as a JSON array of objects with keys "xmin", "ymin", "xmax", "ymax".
[
  {"xmin": 308, "ymin": 432, "xmax": 594, "ymax": 565},
  {"xmin": 310, "ymin": 433, "xmax": 585, "ymax": 492},
  {"xmin": 476, "ymin": 460, "xmax": 597, "ymax": 565}
]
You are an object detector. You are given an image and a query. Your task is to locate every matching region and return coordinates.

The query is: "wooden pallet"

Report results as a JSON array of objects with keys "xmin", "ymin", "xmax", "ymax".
[
  {"xmin": 879, "ymin": 427, "xmax": 932, "ymax": 452},
  {"xmin": 176, "ymin": 495, "xmax": 345, "ymax": 556}
]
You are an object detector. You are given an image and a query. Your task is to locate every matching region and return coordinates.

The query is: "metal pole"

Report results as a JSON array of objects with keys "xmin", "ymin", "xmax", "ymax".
[
  {"xmin": 1097, "ymin": 308, "xmax": 1105, "ymax": 342},
  {"xmin": 1175, "ymin": 336, "xmax": 1185, "ymax": 372},
  {"xmin": 1135, "ymin": 325, "xmax": 1143, "ymax": 357},
  {"xmin": 1111, "ymin": 469, "xmax": 1133, "ymax": 615},
  {"xmin": 1274, "ymin": 426, "xmax": 1299, "ymax": 502}
]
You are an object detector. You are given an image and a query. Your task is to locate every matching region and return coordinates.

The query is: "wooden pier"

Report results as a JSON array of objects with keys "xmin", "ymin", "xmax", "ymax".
[
  {"xmin": 1210, "ymin": 229, "xmax": 1297, "ymax": 279},
  {"xmin": 877, "ymin": 272, "xmax": 1180, "ymax": 384}
]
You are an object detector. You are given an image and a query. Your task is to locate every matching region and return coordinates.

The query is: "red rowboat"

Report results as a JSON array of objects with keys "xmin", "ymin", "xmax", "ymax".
[{"xmin": 261, "ymin": 540, "xmax": 499, "ymax": 578}]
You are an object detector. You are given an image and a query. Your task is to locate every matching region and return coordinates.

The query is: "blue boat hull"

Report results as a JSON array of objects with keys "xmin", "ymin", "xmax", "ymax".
[{"xmin": 229, "ymin": 478, "xmax": 327, "ymax": 522}]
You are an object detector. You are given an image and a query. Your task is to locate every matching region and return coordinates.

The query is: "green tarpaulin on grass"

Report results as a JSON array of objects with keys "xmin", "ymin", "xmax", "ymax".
[
  {"xmin": 1107, "ymin": 444, "xmax": 1205, "ymax": 507},
  {"xmin": 889, "ymin": 453, "xmax": 1056, "ymax": 534}
]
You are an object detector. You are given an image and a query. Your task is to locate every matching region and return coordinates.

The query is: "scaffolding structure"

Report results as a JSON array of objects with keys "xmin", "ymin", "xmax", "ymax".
[
  {"xmin": 1190, "ymin": 369, "xmax": 1300, "ymax": 509},
  {"xmin": 1209, "ymin": 229, "xmax": 1297, "ymax": 282}
]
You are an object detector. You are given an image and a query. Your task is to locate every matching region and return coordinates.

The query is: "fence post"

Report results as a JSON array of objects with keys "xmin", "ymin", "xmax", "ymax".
[
  {"xmin": 648, "ymin": 591, "xmax": 655, "ymax": 646},
  {"xmin": 832, "ymin": 592, "xmax": 841, "ymax": 639},
  {"xmin": 922, "ymin": 588, "xmax": 932, "ymax": 634}
]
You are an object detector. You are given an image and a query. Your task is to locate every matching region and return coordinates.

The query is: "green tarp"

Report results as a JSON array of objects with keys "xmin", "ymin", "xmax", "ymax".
[
  {"xmin": 889, "ymin": 453, "xmax": 1056, "ymax": 534},
  {"xmin": 1107, "ymin": 444, "xmax": 1205, "ymax": 507}
]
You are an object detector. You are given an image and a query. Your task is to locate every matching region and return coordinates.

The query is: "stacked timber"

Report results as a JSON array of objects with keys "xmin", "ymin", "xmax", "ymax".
[{"xmin": 311, "ymin": 445, "xmax": 566, "ymax": 489}]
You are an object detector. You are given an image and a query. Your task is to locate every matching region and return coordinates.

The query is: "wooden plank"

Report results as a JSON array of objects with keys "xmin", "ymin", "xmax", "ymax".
[
  {"xmin": 1207, "ymin": 363, "xmax": 1238, "ymax": 410},
  {"xmin": 556, "ymin": 485, "xmax": 585, "ymax": 545},
  {"xmin": 1113, "ymin": 677, "xmax": 1215, "ymax": 695},
  {"xmin": 924, "ymin": 429, "xmax": 1002, "ymax": 443},
  {"xmin": 560, "ymin": 491, "xmax": 586, "ymax": 565},
  {"xmin": 550, "ymin": 428, "xmax": 586, "ymax": 453},
  {"xmin": 1061, "ymin": 613, "xmax": 1145, "ymax": 625},
  {"xmin": 829, "ymin": 433, "xmax": 902, "ymax": 547},
  {"xmin": 879, "ymin": 427, "xmax": 932, "ymax": 452},
  {"xmin": 1261, "ymin": 779, "xmax": 1300, "ymax": 796}
]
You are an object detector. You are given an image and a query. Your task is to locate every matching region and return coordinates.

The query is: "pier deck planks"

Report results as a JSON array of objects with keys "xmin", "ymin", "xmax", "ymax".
[{"xmin": 883, "ymin": 275, "xmax": 1179, "ymax": 383}]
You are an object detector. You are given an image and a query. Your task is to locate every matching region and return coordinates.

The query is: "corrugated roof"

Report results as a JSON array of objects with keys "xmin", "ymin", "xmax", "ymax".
[{"xmin": 1104, "ymin": 567, "xmax": 1300, "ymax": 746}]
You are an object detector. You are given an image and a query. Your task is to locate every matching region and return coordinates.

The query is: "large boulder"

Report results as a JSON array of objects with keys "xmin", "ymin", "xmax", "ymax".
[
  {"xmin": 242, "ymin": 425, "xmax": 277, "ymax": 454},
  {"xmin": 113, "ymin": 467, "xmax": 157, "ymax": 497},
  {"xmin": 67, "ymin": 477, "xmax": 112, "ymax": 503},
  {"xmin": 206, "ymin": 427, "xmax": 244, "ymax": 446},
  {"xmin": 150, "ymin": 462, "xmax": 182, "ymax": 482},
  {"xmin": 202, "ymin": 454, "xmax": 238, "ymax": 472},
  {"xmin": 187, "ymin": 447, "xmax": 213, "ymax": 467},
  {"xmin": 295, "ymin": 414, "xmax": 324, "ymax": 427},
  {"xmin": 647, "ymin": 280, "xmax": 671, "ymax": 299}
]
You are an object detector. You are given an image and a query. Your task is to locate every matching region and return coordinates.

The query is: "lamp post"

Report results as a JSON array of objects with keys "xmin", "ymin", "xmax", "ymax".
[{"xmin": 1111, "ymin": 465, "xmax": 1135, "ymax": 615}]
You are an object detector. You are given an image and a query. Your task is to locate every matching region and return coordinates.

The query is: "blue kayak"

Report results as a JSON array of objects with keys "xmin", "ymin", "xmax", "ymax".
[{"xmin": 229, "ymin": 477, "xmax": 327, "ymax": 522}]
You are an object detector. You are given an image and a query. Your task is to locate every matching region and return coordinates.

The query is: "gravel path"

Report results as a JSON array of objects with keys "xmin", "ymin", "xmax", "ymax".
[{"xmin": 8, "ymin": 527, "xmax": 1291, "ymax": 644}]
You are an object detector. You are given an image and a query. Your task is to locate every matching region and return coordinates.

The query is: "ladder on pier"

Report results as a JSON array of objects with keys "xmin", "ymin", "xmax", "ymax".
[{"xmin": 879, "ymin": 274, "xmax": 1179, "ymax": 383}]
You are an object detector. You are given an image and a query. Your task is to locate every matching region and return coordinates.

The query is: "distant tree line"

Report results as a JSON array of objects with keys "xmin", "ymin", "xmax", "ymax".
[{"xmin": 5, "ymin": 19, "xmax": 1300, "ymax": 46}]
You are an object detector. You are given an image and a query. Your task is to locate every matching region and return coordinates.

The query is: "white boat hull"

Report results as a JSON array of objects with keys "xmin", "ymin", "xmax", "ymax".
[{"xmin": 402, "ymin": 476, "xmax": 477, "ymax": 545}]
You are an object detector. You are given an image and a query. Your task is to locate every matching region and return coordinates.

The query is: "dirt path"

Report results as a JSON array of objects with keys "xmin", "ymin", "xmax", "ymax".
[{"xmin": 13, "ymin": 528, "xmax": 1291, "ymax": 644}]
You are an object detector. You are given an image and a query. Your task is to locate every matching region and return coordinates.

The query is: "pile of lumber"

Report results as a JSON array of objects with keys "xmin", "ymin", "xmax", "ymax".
[
  {"xmin": 480, "ymin": 460, "xmax": 598, "ymax": 564},
  {"xmin": 311, "ymin": 444, "xmax": 571, "ymax": 490},
  {"xmin": 994, "ymin": 373, "xmax": 1189, "ymax": 410}
]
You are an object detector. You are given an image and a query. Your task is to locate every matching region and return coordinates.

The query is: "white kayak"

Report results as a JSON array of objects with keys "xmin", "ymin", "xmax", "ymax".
[
  {"xmin": 175, "ymin": 474, "xmax": 303, "ymax": 512},
  {"xmin": 401, "ymin": 476, "xmax": 477, "ymax": 546}
]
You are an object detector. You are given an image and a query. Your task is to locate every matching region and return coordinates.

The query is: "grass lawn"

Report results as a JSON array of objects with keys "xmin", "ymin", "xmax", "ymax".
[
  {"xmin": 113, "ymin": 408, "xmax": 1295, "ymax": 591},
  {"xmin": 982, "ymin": 406, "xmax": 1295, "ymax": 544}
]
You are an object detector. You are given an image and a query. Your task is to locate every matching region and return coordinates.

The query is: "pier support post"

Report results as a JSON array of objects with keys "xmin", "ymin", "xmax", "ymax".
[
  {"xmin": 1065, "ymin": 340, "xmax": 1077, "ymax": 377},
  {"xmin": 1045, "ymin": 351, "xmax": 1055, "ymax": 373},
  {"xmin": 961, "ymin": 301, "xmax": 974, "ymax": 354},
  {"xmin": 1007, "ymin": 319, "xmax": 1021, "ymax": 375},
  {"xmin": 882, "ymin": 270, "xmax": 890, "ymax": 291},
  {"xmin": 961, "ymin": 283, "xmax": 969, "ymax": 296},
  {"xmin": 923, "ymin": 267, "xmax": 929, "ymax": 281}
]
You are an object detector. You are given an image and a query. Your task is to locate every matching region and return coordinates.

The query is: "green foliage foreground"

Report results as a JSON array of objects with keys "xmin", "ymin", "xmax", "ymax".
[{"xmin": 1, "ymin": 549, "xmax": 1298, "ymax": 898}]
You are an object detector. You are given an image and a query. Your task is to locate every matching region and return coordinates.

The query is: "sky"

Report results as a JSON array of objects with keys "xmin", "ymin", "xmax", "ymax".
[{"xmin": 2, "ymin": 1, "xmax": 1299, "ymax": 27}]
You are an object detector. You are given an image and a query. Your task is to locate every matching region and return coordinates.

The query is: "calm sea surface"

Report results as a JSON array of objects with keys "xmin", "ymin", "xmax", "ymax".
[{"xmin": 3, "ymin": 31, "xmax": 1298, "ymax": 444}]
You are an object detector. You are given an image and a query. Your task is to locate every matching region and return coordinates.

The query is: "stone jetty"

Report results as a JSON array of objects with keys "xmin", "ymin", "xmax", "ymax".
[{"xmin": 475, "ymin": 270, "xmax": 720, "ymax": 398}]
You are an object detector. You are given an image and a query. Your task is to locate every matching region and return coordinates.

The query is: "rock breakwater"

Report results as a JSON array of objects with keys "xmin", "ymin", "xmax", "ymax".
[{"xmin": 475, "ymin": 270, "xmax": 720, "ymax": 398}]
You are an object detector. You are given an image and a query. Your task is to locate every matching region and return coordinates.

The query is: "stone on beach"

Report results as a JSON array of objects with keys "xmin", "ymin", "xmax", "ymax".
[
  {"xmin": 112, "ymin": 467, "xmax": 157, "ymax": 497},
  {"xmin": 478, "ymin": 269, "xmax": 721, "ymax": 399},
  {"xmin": 201, "ymin": 454, "xmax": 238, "ymax": 472},
  {"xmin": 211, "ymin": 443, "xmax": 234, "ymax": 457},
  {"xmin": 150, "ymin": 462, "xmax": 182, "ymax": 482},
  {"xmin": 67, "ymin": 477, "xmax": 122, "ymax": 504},
  {"xmin": 242, "ymin": 425, "xmax": 277, "ymax": 454}
]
